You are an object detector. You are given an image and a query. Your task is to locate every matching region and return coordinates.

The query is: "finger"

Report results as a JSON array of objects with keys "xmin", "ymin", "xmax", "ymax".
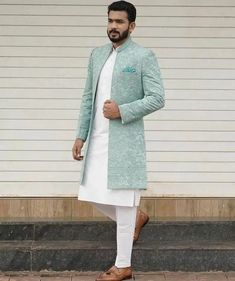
[
  {"xmin": 74, "ymin": 154, "xmax": 83, "ymax": 161},
  {"xmin": 74, "ymin": 156, "xmax": 83, "ymax": 161},
  {"xmin": 74, "ymin": 155, "xmax": 83, "ymax": 161},
  {"xmin": 72, "ymin": 147, "xmax": 77, "ymax": 159},
  {"xmin": 103, "ymin": 105, "xmax": 109, "ymax": 111},
  {"xmin": 104, "ymin": 99, "xmax": 112, "ymax": 104},
  {"xmin": 72, "ymin": 145, "xmax": 78, "ymax": 155},
  {"xmin": 73, "ymin": 151, "xmax": 79, "ymax": 160},
  {"xmin": 103, "ymin": 112, "xmax": 112, "ymax": 119},
  {"xmin": 72, "ymin": 146, "xmax": 80, "ymax": 160}
]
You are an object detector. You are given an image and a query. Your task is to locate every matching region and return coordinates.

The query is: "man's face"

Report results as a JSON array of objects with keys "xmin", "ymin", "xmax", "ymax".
[{"xmin": 107, "ymin": 10, "xmax": 135, "ymax": 44}]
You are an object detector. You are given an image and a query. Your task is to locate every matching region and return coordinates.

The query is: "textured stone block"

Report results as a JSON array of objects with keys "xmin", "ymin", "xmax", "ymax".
[{"xmin": 0, "ymin": 223, "xmax": 34, "ymax": 241}]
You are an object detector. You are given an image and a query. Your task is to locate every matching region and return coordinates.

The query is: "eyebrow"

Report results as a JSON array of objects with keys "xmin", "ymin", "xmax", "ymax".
[{"xmin": 108, "ymin": 18, "xmax": 127, "ymax": 23}]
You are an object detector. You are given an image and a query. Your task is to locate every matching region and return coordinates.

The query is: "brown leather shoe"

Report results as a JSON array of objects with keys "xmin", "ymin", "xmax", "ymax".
[
  {"xmin": 95, "ymin": 265, "xmax": 134, "ymax": 281},
  {"xmin": 133, "ymin": 209, "xmax": 149, "ymax": 243}
]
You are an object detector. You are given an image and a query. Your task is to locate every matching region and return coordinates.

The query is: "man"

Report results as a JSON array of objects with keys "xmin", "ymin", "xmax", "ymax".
[{"xmin": 72, "ymin": 1, "xmax": 165, "ymax": 280}]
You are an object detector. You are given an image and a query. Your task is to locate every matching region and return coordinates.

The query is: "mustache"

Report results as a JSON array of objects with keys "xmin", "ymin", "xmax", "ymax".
[{"xmin": 109, "ymin": 29, "xmax": 120, "ymax": 34}]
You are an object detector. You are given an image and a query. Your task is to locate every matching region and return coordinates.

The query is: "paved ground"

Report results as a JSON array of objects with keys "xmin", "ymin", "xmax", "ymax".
[{"xmin": 0, "ymin": 271, "xmax": 234, "ymax": 281}]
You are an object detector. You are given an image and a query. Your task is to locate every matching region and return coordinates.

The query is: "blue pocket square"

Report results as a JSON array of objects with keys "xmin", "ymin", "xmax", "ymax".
[{"xmin": 122, "ymin": 66, "xmax": 136, "ymax": 73}]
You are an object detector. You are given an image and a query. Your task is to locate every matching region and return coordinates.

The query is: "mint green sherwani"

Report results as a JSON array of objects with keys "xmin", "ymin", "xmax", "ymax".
[{"xmin": 76, "ymin": 37, "xmax": 165, "ymax": 190}]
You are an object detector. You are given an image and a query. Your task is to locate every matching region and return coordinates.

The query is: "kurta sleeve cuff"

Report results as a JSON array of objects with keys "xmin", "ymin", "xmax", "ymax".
[
  {"xmin": 118, "ymin": 104, "xmax": 137, "ymax": 125},
  {"xmin": 75, "ymin": 127, "xmax": 88, "ymax": 142}
]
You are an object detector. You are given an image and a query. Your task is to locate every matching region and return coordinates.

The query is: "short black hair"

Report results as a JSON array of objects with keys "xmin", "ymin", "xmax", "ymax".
[{"xmin": 108, "ymin": 1, "xmax": 136, "ymax": 23}]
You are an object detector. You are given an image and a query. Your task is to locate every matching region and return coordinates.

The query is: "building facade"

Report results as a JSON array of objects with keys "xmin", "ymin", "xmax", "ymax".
[{"xmin": 0, "ymin": 0, "xmax": 234, "ymax": 219}]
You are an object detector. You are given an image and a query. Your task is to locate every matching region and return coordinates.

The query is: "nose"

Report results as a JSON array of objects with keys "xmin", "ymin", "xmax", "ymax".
[{"xmin": 109, "ymin": 21, "xmax": 118, "ymax": 29}]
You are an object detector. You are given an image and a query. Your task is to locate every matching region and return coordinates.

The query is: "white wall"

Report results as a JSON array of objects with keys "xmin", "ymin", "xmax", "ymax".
[{"xmin": 0, "ymin": 0, "xmax": 235, "ymax": 196}]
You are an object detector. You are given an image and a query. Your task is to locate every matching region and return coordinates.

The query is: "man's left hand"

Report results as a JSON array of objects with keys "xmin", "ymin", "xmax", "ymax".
[{"xmin": 103, "ymin": 99, "xmax": 121, "ymax": 119}]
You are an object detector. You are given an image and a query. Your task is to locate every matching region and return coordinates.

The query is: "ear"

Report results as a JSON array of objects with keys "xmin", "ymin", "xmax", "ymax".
[{"xmin": 129, "ymin": 22, "xmax": 136, "ymax": 33}]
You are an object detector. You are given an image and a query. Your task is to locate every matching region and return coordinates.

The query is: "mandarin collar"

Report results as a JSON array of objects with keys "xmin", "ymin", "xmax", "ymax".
[{"xmin": 111, "ymin": 37, "xmax": 132, "ymax": 53}]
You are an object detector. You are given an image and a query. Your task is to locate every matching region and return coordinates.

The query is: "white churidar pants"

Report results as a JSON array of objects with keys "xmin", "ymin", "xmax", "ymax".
[{"xmin": 92, "ymin": 202, "xmax": 136, "ymax": 268}]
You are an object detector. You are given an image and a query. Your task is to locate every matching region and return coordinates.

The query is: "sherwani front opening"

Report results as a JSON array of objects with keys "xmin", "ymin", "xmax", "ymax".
[{"xmin": 78, "ymin": 48, "xmax": 141, "ymax": 207}]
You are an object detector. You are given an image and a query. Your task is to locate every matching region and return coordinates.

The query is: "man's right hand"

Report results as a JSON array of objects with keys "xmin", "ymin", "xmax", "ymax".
[{"xmin": 72, "ymin": 138, "xmax": 84, "ymax": 161}]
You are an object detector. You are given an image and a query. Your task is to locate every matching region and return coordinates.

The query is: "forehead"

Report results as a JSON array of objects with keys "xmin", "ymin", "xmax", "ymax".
[{"xmin": 108, "ymin": 10, "xmax": 129, "ymax": 20}]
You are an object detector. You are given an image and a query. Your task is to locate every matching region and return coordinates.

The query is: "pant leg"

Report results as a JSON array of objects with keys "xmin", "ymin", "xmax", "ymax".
[
  {"xmin": 115, "ymin": 205, "xmax": 137, "ymax": 268},
  {"xmin": 91, "ymin": 202, "xmax": 137, "ymax": 268},
  {"xmin": 91, "ymin": 202, "xmax": 116, "ymax": 221}
]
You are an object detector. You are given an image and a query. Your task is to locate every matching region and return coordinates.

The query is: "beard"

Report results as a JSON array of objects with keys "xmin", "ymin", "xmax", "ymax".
[{"xmin": 107, "ymin": 28, "xmax": 129, "ymax": 43}]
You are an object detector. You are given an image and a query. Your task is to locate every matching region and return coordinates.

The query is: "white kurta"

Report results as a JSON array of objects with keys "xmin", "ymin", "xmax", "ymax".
[{"xmin": 78, "ymin": 48, "xmax": 141, "ymax": 207}]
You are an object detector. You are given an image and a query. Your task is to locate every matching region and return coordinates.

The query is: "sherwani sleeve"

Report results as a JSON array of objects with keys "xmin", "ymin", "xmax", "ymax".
[
  {"xmin": 75, "ymin": 51, "xmax": 93, "ymax": 141},
  {"xmin": 118, "ymin": 50, "xmax": 165, "ymax": 124}
]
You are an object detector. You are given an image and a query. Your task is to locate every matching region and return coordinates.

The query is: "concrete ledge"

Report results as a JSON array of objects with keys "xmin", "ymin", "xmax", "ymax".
[
  {"xmin": 0, "ymin": 221, "xmax": 233, "ymax": 272},
  {"xmin": 0, "ymin": 221, "xmax": 234, "ymax": 241}
]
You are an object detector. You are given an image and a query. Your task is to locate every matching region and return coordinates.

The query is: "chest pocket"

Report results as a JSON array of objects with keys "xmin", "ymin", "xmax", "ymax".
[
  {"xmin": 119, "ymin": 65, "xmax": 139, "ymax": 84},
  {"xmin": 122, "ymin": 66, "xmax": 137, "ymax": 73}
]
